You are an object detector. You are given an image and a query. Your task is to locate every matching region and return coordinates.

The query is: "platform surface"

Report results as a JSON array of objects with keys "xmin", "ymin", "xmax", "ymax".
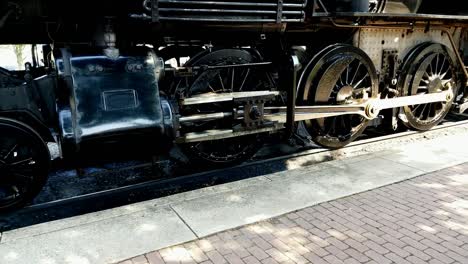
[
  {"xmin": 122, "ymin": 162, "xmax": 468, "ymax": 264},
  {"xmin": 1, "ymin": 130, "xmax": 468, "ymax": 264}
]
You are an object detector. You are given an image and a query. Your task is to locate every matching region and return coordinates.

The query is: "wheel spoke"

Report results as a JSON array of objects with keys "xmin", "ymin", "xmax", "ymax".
[
  {"xmin": 9, "ymin": 157, "xmax": 34, "ymax": 167},
  {"xmin": 208, "ymin": 83, "xmax": 216, "ymax": 93},
  {"xmin": 346, "ymin": 64, "xmax": 350, "ymax": 84},
  {"xmin": 3, "ymin": 144, "xmax": 18, "ymax": 160},
  {"xmin": 418, "ymin": 86, "xmax": 428, "ymax": 91},
  {"xmin": 429, "ymin": 103, "xmax": 436, "ymax": 117},
  {"xmin": 418, "ymin": 104, "xmax": 428, "ymax": 119},
  {"xmin": 339, "ymin": 71, "xmax": 345, "ymax": 87},
  {"xmin": 353, "ymin": 73, "xmax": 369, "ymax": 88},
  {"xmin": 350, "ymin": 62, "xmax": 362, "ymax": 85},
  {"xmin": 412, "ymin": 104, "xmax": 423, "ymax": 113},
  {"xmin": 217, "ymin": 73, "xmax": 225, "ymax": 91},
  {"xmin": 440, "ymin": 70, "xmax": 450, "ymax": 80},
  {"xmin": 438, "ymin": 57, "xmax": 447, "ymax": 75},
  {"xmin": 12, "ymin": 173, "xmax": 33, "ymax": 184},
  {"xmin": 239, "ymin": 68, "xmax": 250, "ymax": 92},
  {"xmin": 231, "ymin": 68, "xmax": 235, "ymax": 91}
]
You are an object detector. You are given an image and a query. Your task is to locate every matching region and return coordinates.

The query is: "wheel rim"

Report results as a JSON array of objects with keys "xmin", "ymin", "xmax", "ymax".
[
  {"xmin": 176, "ymin": 49, "xmax": 270, "ymax": 165},
  {"xmin": 0, "ymin": 121, "xmax": 49, "ymax": 209},
  {"xmin": 298, "ymin": 45, "xmax": 378, "ymax": 149},
  {"xmin": 399, "ymin": 43, "xmax": 458, "ymax": 130}
]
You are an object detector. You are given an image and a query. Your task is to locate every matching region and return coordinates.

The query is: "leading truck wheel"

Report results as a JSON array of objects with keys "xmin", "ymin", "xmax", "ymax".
[
  {"xmin": 398, "ymin": 43, "xmax": 459, "ymax": 131},
  {"xmin": 297, "ymin": 44, "xmax": 379, "ymax": 149},
  {"xmin": 0, "ymin": 118, "xmax": 50, "ymax": 211}
]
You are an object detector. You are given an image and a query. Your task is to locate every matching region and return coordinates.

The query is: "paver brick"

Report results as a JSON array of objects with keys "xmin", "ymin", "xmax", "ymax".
[
  {"xmin": 206, "ymin": 250, "xmax": 227, "ymax": 264},
  {"xmin": 363, "ymin": 240, "xmax": 389, "ymax": 255},
  {"xmin": 343, "ymin": 239, "xmax": 368, "ymax": 253},
  {"xmin": 247, "ymin": 246, "xmax": 269, "ymax": 260},
  {"xmin": 224, "ymin": 253, "xmax": 245, "ymax": 264},
  {"xmin": 284, "ymin": 251, "xmax": 308, "ymax": 264},
  {"xmin": 361, "ymin": 232, "xmax": 386, "ymax": 244},
  {"xmin": 342, "ymin": 258, "xmax": 360, "ymax": 264},
  {"xmin": 260, "ymin": 258, "xmax": 279, "ymax": 264},
  {"xmin": 323, "ymin": 254, "xmax": 344, "ymax": 264},
  {"xmin": 146, "ymin": 251, "xmax": 166, "ymax": 264},
  {"xmin": 421, "ymin": 239, "xmax": 449, "ymax": 253},
  {"xmin": 131, "ymin": 255, "xmax": 149, "ymax": 264},
  {"xmin": 400, "ymin": 237, "xmax": 428, "ymax": 251},
  {"xmin": 407, "ymin": 256, "xmax": 428, "ymax": 264},
  {"xmin": 303, "ymin": 242, "xmax": 329, "ymax": 257},
  {"xmin": 324, "ymin": 245, "xmax": 349, "ymax": 260},
  {"xmin": 265, "ymin": 248, "xmax": 289, "ymax": 262},
  {"xmin": 384, "ymin": 253, "xmax": 411, "ymax": 264},
  {"xmin": 364, "ymin": 250, "xmax": 391, "ymax": 264},
  {"xmin": 424, "ymin": 248, "xmax": 454, "ymax": 264},
  {"xmin": 327, "ymin": 237, "xmax": 349, "ymax": 251},
  {"xmin": 446, "ymin": 250, "xmax": 468, "ymax": 263},
  {"xmin": 343, "ymin": 230, "xmax": 366, "ymax": 242},
  {"xmin": 403, "ymin": 246, "xmax": 431, "ymax": 261},
  {"xmin": 242, "ymin": 256, "xmax": 261, "ymax": 264},
  {"xmin": 303, "ymin": 252, "xmax": 329, "ymax": 264},
  {"xmin": 343, "ymin": 248, "xmax": 370, "ymax": 262},
  {"xmin": 251, "ymin": 237, "xmax": 272, "ymax": 251},
  {"xmin": 382, "ymin": 243, "xmax": 410, "ymax": 258},
  {"xmin": 441, "ymin": 241, "xmax": 468, "ymax": 256},
  {"xmin": 381, "ymin": 234, "xmax": 406, "ymax": 247}
]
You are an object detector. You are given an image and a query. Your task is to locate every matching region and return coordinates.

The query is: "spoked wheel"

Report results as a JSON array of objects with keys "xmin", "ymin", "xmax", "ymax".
[
  {"xmin": 175, "ymin": 49, "xmax": 272, "ymax": 167},
  {"xmin": 297, "ymin": 44, "xmax": 379, "ymax": 149},
  {"xmin": 398, "ymin": 43, "xmax": 459, "ymax": 131},
  {"xmin": 369, "ymin": 0, "xmax": 386, "ymax": 13},
  {"xmin": 0, "ymin": 118, "xmax": 49, "ymax": 211}
]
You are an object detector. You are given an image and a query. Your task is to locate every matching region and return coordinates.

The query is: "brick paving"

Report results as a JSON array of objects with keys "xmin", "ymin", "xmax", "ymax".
[{"xmin": 117, "ymin": 162, "xmax": 468, "ymax": 264}]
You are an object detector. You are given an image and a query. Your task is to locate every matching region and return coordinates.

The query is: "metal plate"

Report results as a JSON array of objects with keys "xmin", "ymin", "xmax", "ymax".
[{"xmin": 355, "ymin": 27, "xmax": 462, "ymax": 71}]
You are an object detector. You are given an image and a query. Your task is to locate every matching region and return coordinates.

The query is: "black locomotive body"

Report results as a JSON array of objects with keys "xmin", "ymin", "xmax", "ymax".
[{"xmin": 1, "ymin": 0, "xmax": 468, "ymax": 211}]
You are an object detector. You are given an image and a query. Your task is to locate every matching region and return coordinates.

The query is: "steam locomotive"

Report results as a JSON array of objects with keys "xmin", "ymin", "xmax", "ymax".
[{"xmin": 1, "ymin": 0, "xmax": 467, "ymax": 211}]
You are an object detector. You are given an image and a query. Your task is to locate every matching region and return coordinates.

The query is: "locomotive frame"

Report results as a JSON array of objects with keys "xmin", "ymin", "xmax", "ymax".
[{"xmin": 1, "ymin": 0, "xmax": 468, "ymax": 211}]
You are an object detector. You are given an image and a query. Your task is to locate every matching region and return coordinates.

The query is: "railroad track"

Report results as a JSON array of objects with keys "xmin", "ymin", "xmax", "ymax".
[{"xmin": 1, "ymin": 114, "xmax": 468, "ymax": 232}]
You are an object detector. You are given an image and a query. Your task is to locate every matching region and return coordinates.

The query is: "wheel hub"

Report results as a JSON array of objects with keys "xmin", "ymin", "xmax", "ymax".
[
  {"xmin": 427, "ymin": 77, "xmax": 443, "ymax": 93},
  {"xmin": 336, "ymin": 85, "xmax": 354, "ymax": 103}
]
